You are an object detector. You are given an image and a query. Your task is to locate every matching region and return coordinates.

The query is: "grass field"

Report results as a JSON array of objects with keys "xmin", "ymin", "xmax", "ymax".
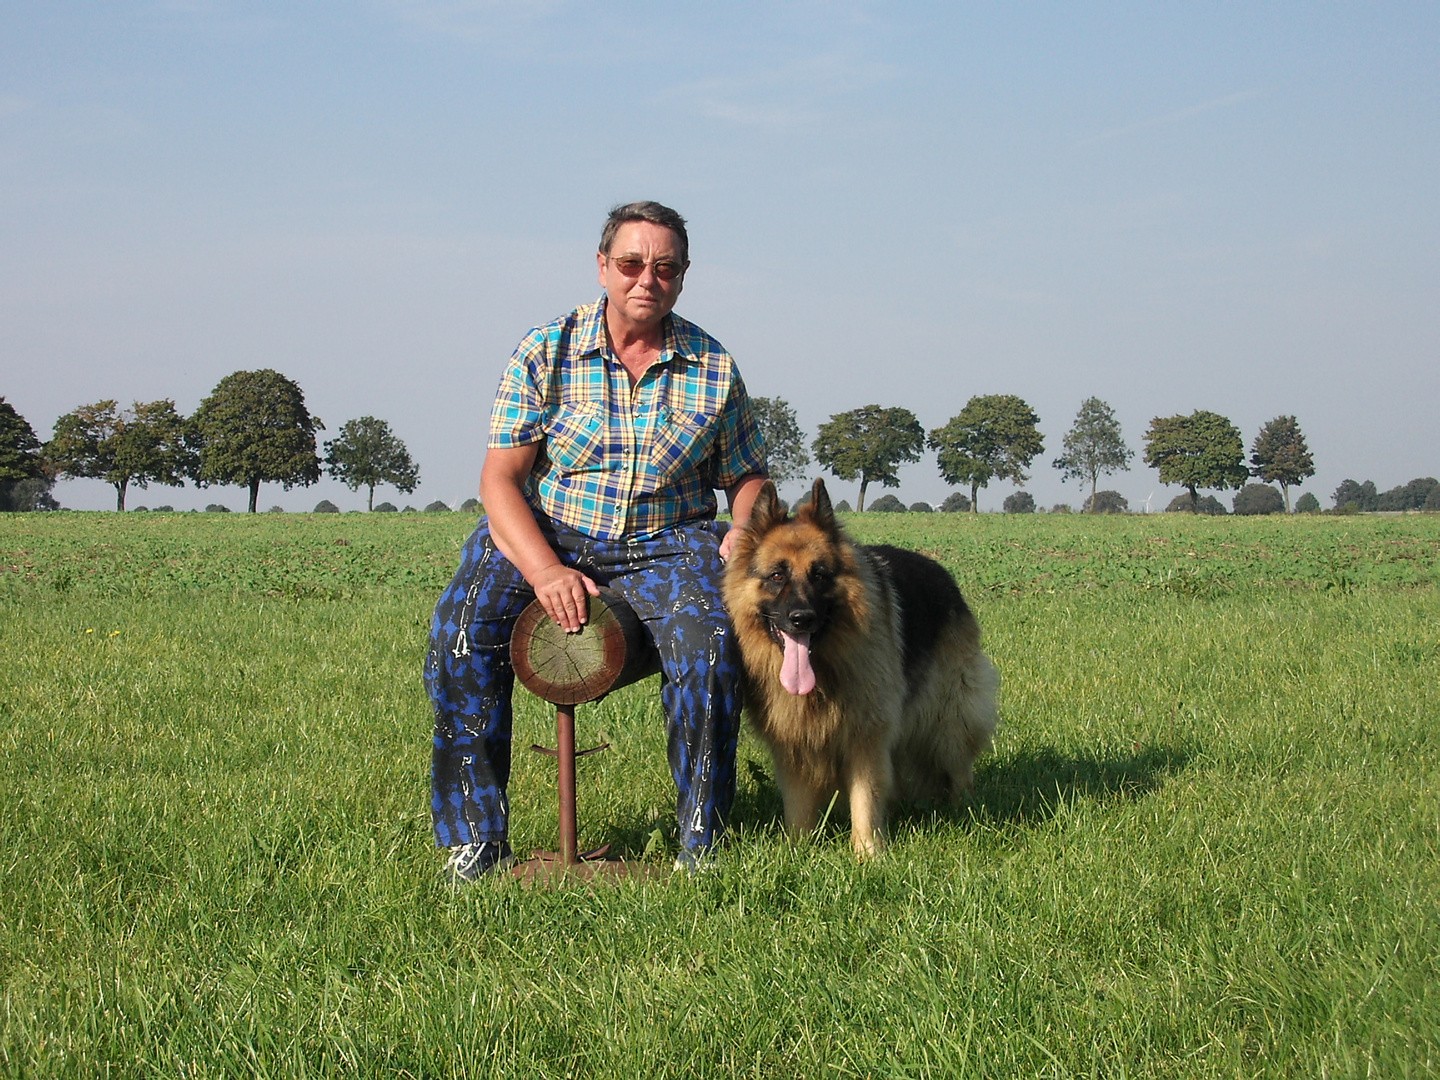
[{"xmin": 2, "ymin": 510, "xmax": 1437, "ymax": 1077}]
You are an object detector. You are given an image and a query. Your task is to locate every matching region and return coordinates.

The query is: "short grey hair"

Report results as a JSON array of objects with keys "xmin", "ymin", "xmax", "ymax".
[{"xmin": 599, "ymin": 201, "xmax": 689, "ymax": 265}]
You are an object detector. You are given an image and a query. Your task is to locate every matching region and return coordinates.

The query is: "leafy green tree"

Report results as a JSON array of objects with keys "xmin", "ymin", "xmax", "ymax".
[
  {"xmin": 1332, "ymin": 479, "xmax": 1377, "ymax": 512},
  {"xmin": 750, "ymin": 396, "xmax": 811, "ymax": 488},
  {"xmin": 193, "ymin": 370, "xmax": 323, "ymax": 513},
  {"xmin": 868, "ymin": 493, "xmax": 906, "ymax": 512},
  {"xmin": 1003, "ymin": 490, "xmax": 1036, "ymax": 513},
  {"xmin": 0, "ymin": 397, "xmax": 45, "ymax": 483},
  {"xmin": 1084, "ymin": 490, "xmax": 1129, "ymax": 514},
  {"xmin": 940, "ymin": 491, "xmax": 971, "ymax": 512},
  {"xmin": 1249, "ymin": 415, "xmax": 1315, "ymax": 512},
  {"xmin": 1233, "ymin": 484, "xmax": 1284, "ymax": 516},
  {"xmin": 1294, "ymin": 492, "xmax": 1320, "ymax": 514},
  {"xmin": 812, "ymin": 405, "xmax": 924, "ymax": 511},
  {"xmin": 1166, "ymin": 492, "xmax": 1227, "ymax": 514},
  {"xmin": 928, "ymin": 395, "xmax": 1044, "ymax": 513},
  {"xmin": 1376, "ymin": 477, "xmax": 1439, "ymax": 512},
  {"xmin": 0, "ymin": 397, "xmax": 52, "ymax": 511},
  {"xmin": 1143, "ymin": 410, "xmax": 1247, "ymax": 510},
  {"xmin": 323, "ymin": 416, "xmax": 420, "ymax": 511},
  {"xmin": 47, "ymin": 399, "xmax": 195, "ymax": 511},
  {"xmin": 0, "ymin": 477, "xmax": 58, "ymax": 512},
  {"xmin": 1053, "ymin": 397, "xmax": 1132, "ymax": 510}
]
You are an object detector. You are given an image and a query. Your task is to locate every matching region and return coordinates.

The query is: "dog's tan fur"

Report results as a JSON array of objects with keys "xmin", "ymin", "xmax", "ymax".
[{"xmin": 725, "ymin": 479, "xmax": 999, "ymax": 857}]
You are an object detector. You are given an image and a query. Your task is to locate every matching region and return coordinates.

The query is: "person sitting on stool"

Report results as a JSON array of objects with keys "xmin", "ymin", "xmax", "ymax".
[{"xmin": 425, "ymin": 200, "xmax": 768, "ymax": 883}]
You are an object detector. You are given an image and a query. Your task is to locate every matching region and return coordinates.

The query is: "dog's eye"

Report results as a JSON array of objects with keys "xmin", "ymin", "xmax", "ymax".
[
  {"xmin": 767, "ymin": 570, "xmax": 787, "ymax": 584},
  {"xmin": 810, "ymin": 565, "xmax": 833, "ymax": 582}
]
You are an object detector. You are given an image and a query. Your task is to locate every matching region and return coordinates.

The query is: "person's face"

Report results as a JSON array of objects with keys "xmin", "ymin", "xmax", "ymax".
[{"xmin": 597, "ymin": 221, "xmax": 687, "ymax": 332}]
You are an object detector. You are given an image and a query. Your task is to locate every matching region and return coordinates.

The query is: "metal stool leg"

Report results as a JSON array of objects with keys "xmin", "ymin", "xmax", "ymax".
[
  {"xmin": 556, "ymin": 704, "xmax": 577, "ymax": 867},
  {"xmin": 512, "ymin": 704, "xmax": 621, "ymax": 883}
]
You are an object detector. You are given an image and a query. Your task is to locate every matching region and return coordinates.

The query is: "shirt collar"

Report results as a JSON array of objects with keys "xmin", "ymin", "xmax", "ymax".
[{"xmin": 579, "ymin": 294, "xmax": 705, "ymax": 369}]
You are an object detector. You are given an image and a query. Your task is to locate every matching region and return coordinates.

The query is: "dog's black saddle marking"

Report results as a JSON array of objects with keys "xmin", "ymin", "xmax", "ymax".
[{"xmin": 864, "ymin": 544, "xmax": 970, "ymax": 680}]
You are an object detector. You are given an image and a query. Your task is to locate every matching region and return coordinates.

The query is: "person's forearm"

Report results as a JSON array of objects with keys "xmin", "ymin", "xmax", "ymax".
[
  {"xmin": 720, "ymin": 473, "xmax": 769, "ymax": 560},
  {"xmin": 479, "ymin": 472, "xmax": 564, "ymax": 586},
  {"xmin": 726, "ymin": 472, "xmax": 768, "ymax": 530},
  {"xmin": 480, "ymin": 445, "xmax": 598, "ymax": 631}
]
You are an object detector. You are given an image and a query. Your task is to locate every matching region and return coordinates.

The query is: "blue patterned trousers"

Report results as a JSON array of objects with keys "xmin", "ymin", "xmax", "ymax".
[{"xmin": 424, "ymin": 515, "xmax": 742, "ymax": 856}]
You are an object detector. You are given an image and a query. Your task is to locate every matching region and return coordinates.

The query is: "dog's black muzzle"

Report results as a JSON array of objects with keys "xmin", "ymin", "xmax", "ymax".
[
  {"xmin": 764, "ymin": 602, "xmax": 823, "ymax": 644},
  {"xmin": 782, "ymin": 608, "xmax": 819, "ymax": 634}
]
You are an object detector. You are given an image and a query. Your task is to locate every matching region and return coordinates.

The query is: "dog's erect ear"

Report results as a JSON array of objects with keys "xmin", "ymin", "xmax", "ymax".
[
  {"xmin": 805, "ymin": 478, "xmax": 837, "ymax": 533},
  {"xmin": 747, "ymin": 479, "xmax": 784, "ymax": 534}
]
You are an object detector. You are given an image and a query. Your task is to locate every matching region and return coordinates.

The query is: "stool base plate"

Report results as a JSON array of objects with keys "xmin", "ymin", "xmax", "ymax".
[{"xmin": 510, "ymin": 848, "xmax": 663, "ymax": 887}]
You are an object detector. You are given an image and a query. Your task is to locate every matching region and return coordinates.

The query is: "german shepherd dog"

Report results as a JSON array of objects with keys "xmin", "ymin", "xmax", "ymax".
[{"xmin": 724, "ymin": 478, "xmax": 999, "ymax": 858}]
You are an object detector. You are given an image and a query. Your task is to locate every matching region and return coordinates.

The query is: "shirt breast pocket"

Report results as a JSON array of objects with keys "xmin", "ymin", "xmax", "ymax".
[
  {"xmin": 543, "ymin": 402, "xmax": 605, "ymax": 472},
  {"xmin": 651, "ymin": 409, "xmax": 717, "ymax": 483}
]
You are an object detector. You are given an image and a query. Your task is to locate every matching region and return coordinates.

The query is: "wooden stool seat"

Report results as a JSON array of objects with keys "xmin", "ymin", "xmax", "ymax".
[
  {"xmin": 510, "ymin": 588, "xmax": 660, "ymax": 705},
  {"xmin": 508, "ymin": 588, "xmax": 662, "ymax": 884}
]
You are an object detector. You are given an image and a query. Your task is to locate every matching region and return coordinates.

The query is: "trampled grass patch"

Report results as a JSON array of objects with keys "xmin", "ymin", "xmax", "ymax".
[{"xmin": 1, "ymin": 512, "xmax": 1437, "ymax": 1076}]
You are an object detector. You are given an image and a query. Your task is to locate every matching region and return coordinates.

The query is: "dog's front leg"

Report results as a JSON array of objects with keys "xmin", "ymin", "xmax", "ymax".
[
  {"xmin": 844, "ymin": 751, "xmax": 893, "ymax": 859},
  {"xmin": 772, "ymin": 754, "xmax": 828, "ymax": 838}
]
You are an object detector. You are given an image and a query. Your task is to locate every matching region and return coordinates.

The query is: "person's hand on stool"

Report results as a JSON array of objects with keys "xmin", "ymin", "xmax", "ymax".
[{"xmin": 530, "ymin": 563, "xmax": 601, "ymax": 634}]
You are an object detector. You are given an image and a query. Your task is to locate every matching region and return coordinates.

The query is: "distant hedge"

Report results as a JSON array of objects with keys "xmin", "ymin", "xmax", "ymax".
[{"xmin": 1233, "ymin": 484, "xmax": 1284, "ymax": 516}]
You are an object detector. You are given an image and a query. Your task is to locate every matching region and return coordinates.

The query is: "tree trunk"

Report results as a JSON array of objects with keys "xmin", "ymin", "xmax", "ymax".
[
  {"xmin": 1281, "ymin": 482, "xmax": 1291, "ymax": 514},
  {"xmin": 114, "ymin": 480, "xmax": 127, "ymax": 512},
  {"xmin": 857, "ymin": 477, "xmax": 869, "ymax": 512},
  {"xmin": 368, "ymin": 484, "xmax": 375, "ymax": 511},
  {"xmin": 970, "ymin": 481, "xmax": 980, "ymax": 513},
  {"xmin": 248, "ymin": 480, "xmax": 260, "ymax": 513},
  {"xmin": 1186, "ymin": 485, "xmax": 1198, "ymax": 511},
  {"xmin": 1089, "ymin": 472, "xmax": 1098, "ymax": 513}
]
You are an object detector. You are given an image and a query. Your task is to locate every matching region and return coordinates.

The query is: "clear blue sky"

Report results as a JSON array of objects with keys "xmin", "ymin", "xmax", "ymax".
[{"xmin": 4, "ymin": 2, "xmax": 1436, "ymax": 512}]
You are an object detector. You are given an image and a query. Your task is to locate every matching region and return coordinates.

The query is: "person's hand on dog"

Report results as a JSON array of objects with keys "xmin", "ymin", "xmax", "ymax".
[
  {"xmin": 531, "ymin": 563, "xmax": 601, "ymax": 633},
  {"xmin": 719, "ymin": 525, "xmax": 738, "ymax": 562}
]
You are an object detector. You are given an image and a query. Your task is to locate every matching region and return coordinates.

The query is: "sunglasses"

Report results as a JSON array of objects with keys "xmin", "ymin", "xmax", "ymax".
[{"xmin": 607, "ymin": 255, "xmax": 686, "ymax": 281}]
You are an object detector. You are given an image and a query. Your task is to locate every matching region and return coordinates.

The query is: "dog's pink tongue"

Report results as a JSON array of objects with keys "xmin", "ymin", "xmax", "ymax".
[{"xmin": 779, "ymin": 631, "xmax": 815, "ymax": 695}]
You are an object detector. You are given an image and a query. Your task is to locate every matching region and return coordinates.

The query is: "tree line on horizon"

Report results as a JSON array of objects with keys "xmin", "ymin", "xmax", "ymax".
[
  {"xmin": 4, "ymin": 381, "xmax": 1435, "ymax": 516},
  {"xmin": 752, "ymin": 394, "xmax": 1431, "ymax": 516},
  {"xmin": 0, "ymin": 371, "xmax": 419, "ymax": 513}
]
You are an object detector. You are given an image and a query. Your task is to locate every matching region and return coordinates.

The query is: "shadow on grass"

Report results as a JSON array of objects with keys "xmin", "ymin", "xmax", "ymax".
[
  {"xmin": 583, "ymin": 745, "xmax": 1190, "ymax": 858},
  {"xmin": 922, "ymin": 743, "xmax": 1191, "ymax": 832},
  {"xmin": 726, "ymin": 744, "xmax": 1190, "ymax": 841},
  {"xmin": 587, "ymin": 761, "xmax": 788, "ymax": 861},
  {"xmin": 729, "ymin": 759, "xmax": 788, "ymax": 835}
]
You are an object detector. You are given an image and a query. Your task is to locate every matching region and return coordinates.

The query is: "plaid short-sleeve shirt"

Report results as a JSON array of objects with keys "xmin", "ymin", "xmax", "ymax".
[{"xmin": 488, "ymin": 297, "xmax": 768, "ymax": 541}]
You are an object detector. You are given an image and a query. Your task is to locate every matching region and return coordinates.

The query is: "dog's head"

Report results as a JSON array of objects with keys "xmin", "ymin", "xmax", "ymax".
[{"xmin": 724, "ymin": 478, "xmax": 854, "ymax": 695}]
